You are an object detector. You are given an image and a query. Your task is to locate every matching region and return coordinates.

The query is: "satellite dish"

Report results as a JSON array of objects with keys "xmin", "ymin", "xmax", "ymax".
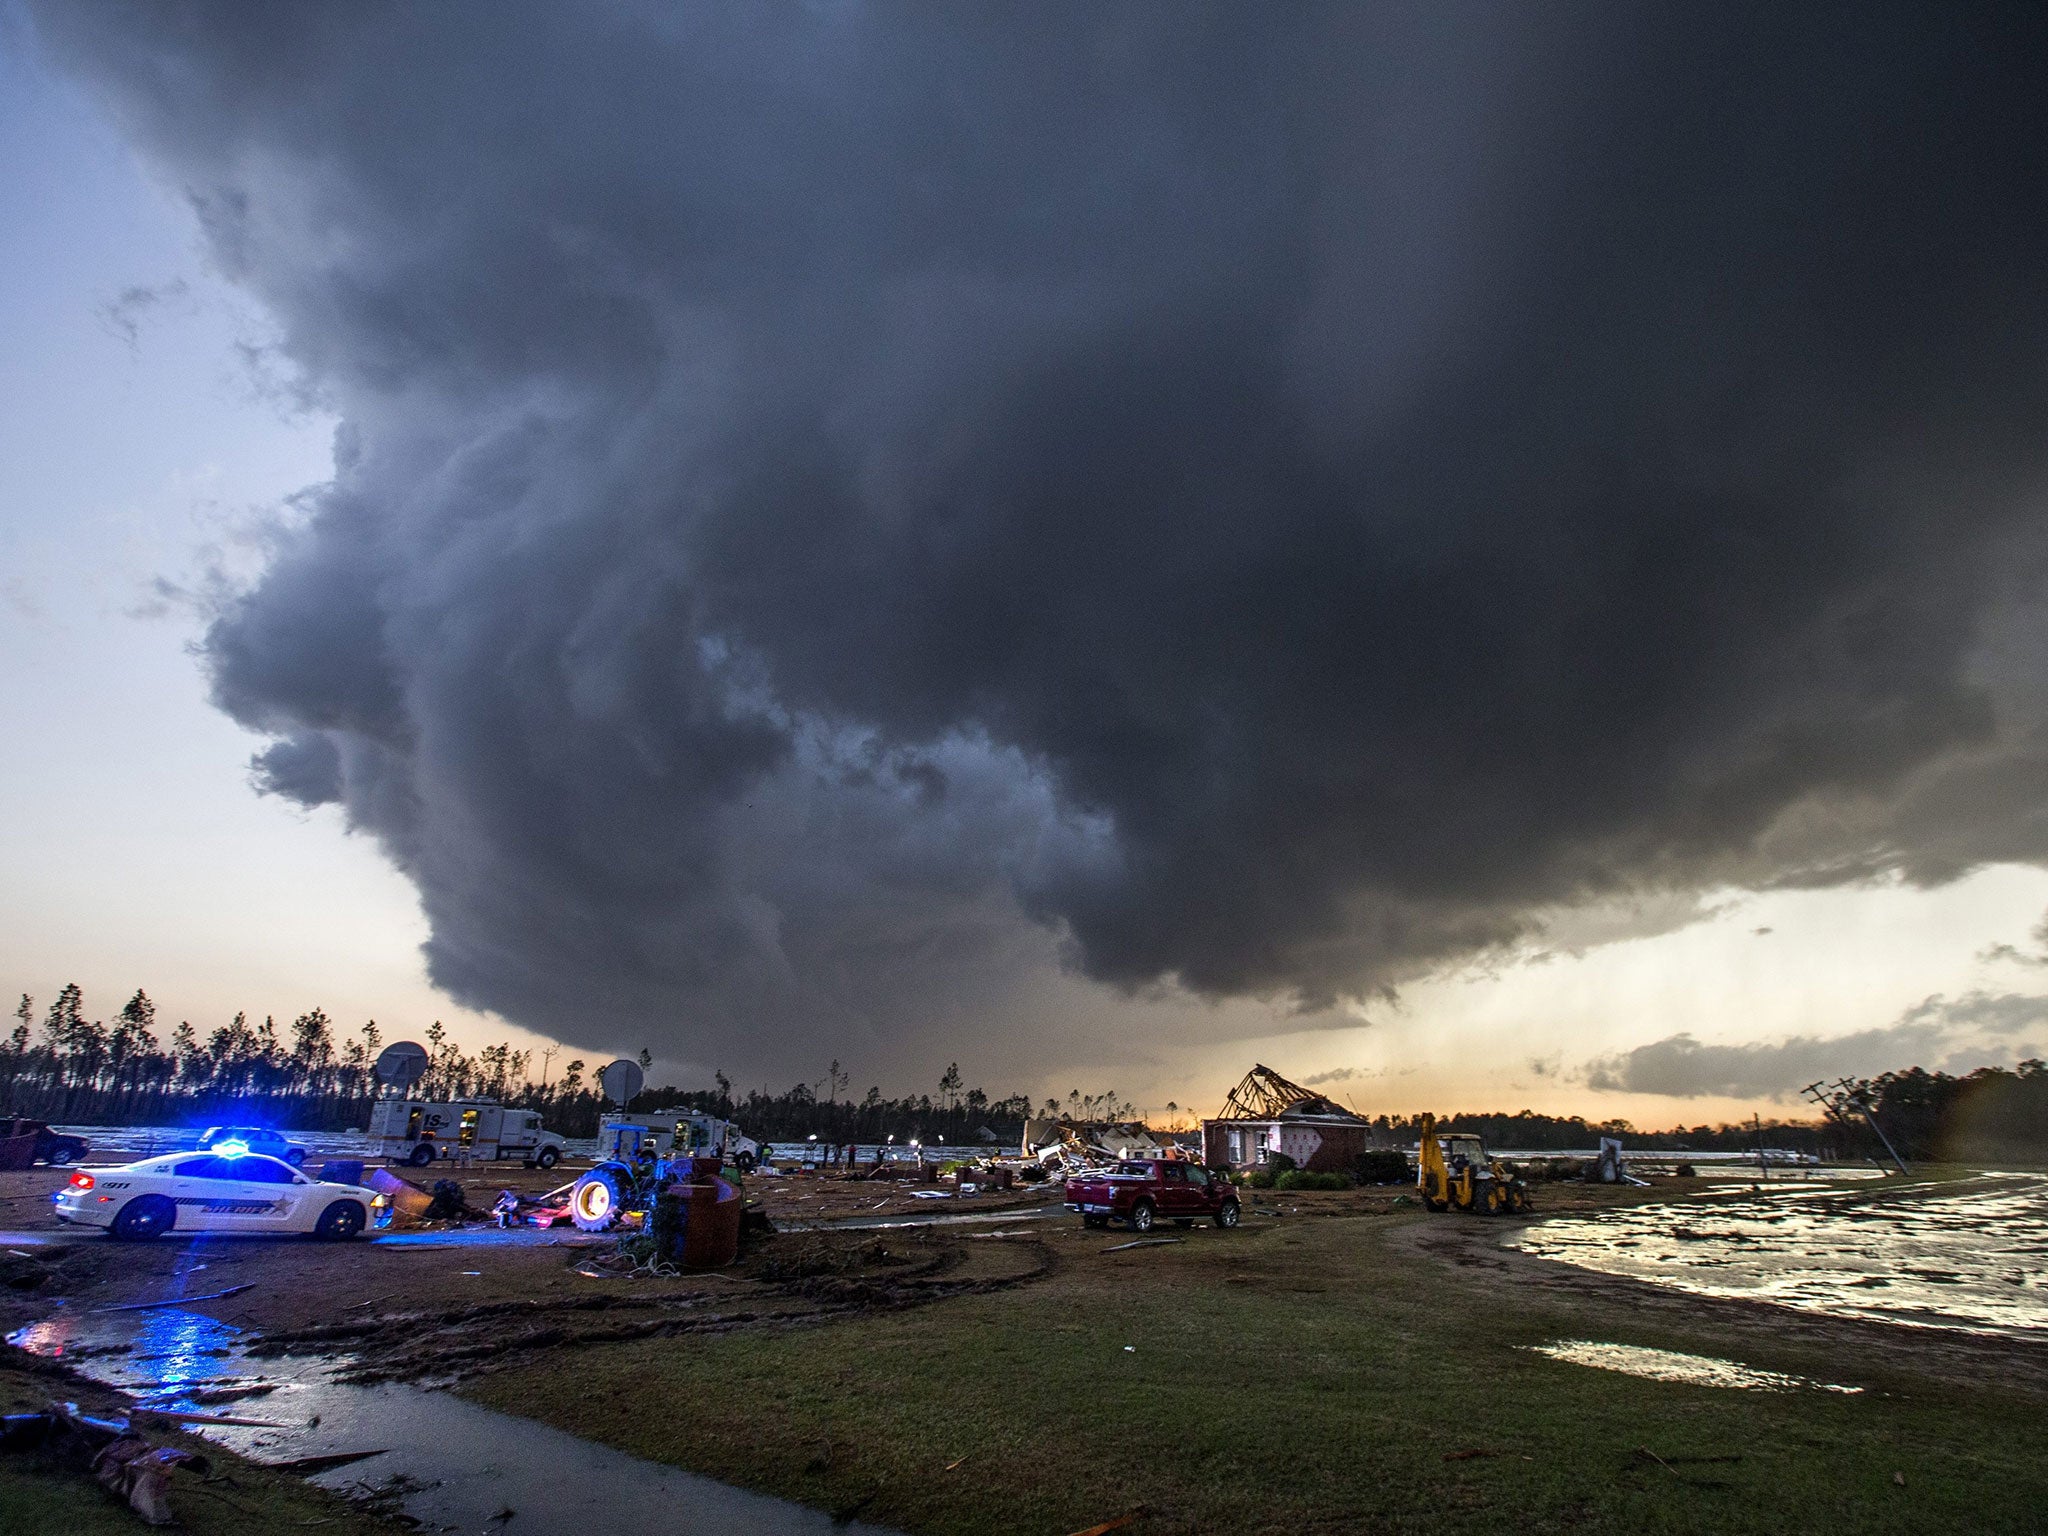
[
  {"xmin": 375, "ymin": 1041, "xmax": 430, "ymax": 1092},
  {"xmin": 599, "ymin": 1058, "xmax": 644, "ymax": 1108}
]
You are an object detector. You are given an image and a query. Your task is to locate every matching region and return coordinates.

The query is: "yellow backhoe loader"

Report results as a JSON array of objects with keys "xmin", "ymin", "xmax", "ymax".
[{"xmin": 1415, "ymin": 1113, "xmax": 1531, "ymax": 1215}]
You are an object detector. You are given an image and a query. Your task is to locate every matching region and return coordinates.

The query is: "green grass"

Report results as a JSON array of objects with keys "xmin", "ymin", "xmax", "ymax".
[{"xmin": 465, "ymin": 1212, "xmax": 2048, "ymax": 1535}]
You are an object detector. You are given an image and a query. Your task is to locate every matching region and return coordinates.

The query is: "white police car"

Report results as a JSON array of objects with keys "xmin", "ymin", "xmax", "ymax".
[{"xmin": 53, "ymin": 1147, "xmax": 384, "ymax": 1240}]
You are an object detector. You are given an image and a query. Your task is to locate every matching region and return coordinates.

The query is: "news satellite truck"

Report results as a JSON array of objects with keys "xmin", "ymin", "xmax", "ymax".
[
  {"xmin": 368, "ymin": 1098, "xmax": 568, "ymax": 1168},
  {"xmin": 596, "ymin": 1110, "xmax": 762, "ymax": 1170}
]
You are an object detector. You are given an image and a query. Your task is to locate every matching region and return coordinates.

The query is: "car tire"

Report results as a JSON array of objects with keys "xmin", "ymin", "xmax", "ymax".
[
  {"xmin": 316, "ymin": 1199, "xmax": 367, "ymax": 1240},
  {"xmin": 1215, "ymin": 1202, "xmax": 1241, "ymax": 1229},
  {"xmin": 536, "ymin": 1146, "xmax": 560, "ymax": 1170},
  {"xmin": 286, "ymin": 1148, "xmax": 307, "ymax": 1168},
  {"xmin": 1130, "ymin": 1199, "xmax": 1155, "ymax": 1233},
  {"xmin": 408, "ymin": 1143, "xmax": 436, "ymax": 1167},
  {"xmin": 111, "ymin": 1194, "xmax": 176, "ymax": 1241},
  {"xmin": 47, "ymin": 1145, "xmax": 75, "ymax": 1167}
]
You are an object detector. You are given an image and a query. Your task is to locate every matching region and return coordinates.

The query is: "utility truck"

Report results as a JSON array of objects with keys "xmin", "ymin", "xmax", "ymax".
[
  {"xmin": 596, "ymin": 1110, "xmax": 761, "ymax": 1171},
  {"xmin": 367, "ymin": 1098, "xmax": 567, "ymax": 1168}
]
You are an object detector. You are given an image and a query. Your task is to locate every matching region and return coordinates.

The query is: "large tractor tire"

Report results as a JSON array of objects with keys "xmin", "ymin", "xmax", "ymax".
[{"xmin": 570, "ymin": 1165, "xmax": 629, "ymax": 1232}]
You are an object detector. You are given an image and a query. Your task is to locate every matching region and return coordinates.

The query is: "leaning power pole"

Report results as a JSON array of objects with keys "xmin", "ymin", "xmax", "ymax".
[{"xmin": 1802, "ymin": 1078, "xmax": 1908, "ymax": 1175}]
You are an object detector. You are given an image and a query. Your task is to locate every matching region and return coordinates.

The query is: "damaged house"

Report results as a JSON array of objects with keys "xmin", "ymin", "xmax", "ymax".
[
  {"xmin": 1202, "ymin": 1064, "xmax": 1373, "ymax": 1174},
  {"xmin": 1022, "ymin": 1117, "xmax": 1180, "ymax": 1169}
]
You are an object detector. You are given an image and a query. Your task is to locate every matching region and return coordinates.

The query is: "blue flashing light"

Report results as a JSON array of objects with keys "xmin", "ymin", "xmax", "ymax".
[{"xmin": 213, "ymin": 1139, "xmax": 251, "ymax": 1159}]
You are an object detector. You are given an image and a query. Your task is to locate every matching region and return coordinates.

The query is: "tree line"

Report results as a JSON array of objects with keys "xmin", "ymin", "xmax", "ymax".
[
  {"xmin": 7, "ymin": 983, "xmax": 2041, "ymax": 1160},
  {"xmin": 0, "ymin": 987, "xmax": 1092, "ymax": 1143},
  {"xmin": 1, "ymin": 986, "xmax": 624, "ymax": 1135},
  {"xmin": 1414, "ymin": 1060, "xmax": 2048, "ymax": 1161}
]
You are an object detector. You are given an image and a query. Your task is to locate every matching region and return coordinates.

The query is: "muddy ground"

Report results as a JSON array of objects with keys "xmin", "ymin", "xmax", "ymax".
[
  {"xmin": 0, "ymin": 1164, "xmax": 1787, "ymax": 1384},
  {"xmin": 0, "ymin": 1158, "xmax": 1063, "ymax": 1233},
  {"xmin": 1394, "ymin": 1189, "xmax": 2048, "ymax": 1399}
]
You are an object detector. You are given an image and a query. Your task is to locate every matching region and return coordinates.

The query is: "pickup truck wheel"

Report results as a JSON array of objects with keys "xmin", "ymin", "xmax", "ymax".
[
  {"xmin": 536, "ymin": 1146, "xmax": 560, "ymax": 1170},
  {"xmin": 1129, "ymin": 1199, "xmax": 1155, "ymax": 1233},
  {"xmin": 315, "ymin": 1199, "xmax": 367, "ymax": 1240},
  {"xmin": 1214, "ymin": 1201, "xmax": 1240, "ymax": 1229},
  {"xmin": 408, "ymin": 1143, "xmax": 436, "ymax": 1167}
]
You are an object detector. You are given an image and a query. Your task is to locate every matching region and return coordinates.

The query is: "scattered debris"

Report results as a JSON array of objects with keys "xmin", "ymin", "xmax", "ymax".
[
  {"xmin": 97, "ymin": 1283, "xmax": 256, "ymax": 1314},
  {"xmin": 0, "ymin": 1401, "xmax": 208, "ymax": 1526},
  {"xmin": 255, "ymin": 1448, "xmax": 391, "ymax": 1475},
  {"xmin": 1064, "ymin": 1512, "xmax": 1144, "ymax": 1536},
  {"xmin": 1101, "ymin": 1238, "xmax": 1182, "ymax": 1253}
]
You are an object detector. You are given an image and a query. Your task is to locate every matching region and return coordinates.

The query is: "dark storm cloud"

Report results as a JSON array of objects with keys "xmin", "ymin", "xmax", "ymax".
[{"xmin": 31, "ymin": 2, "xmax": 2048, "ymax": 1072}]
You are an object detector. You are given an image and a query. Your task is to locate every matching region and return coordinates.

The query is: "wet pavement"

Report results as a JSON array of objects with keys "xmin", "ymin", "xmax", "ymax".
[
  {"xmin": 9, "ymin": 1304, "xmax": 903, "ymax": 1535},
  {"xmin": 1513, "ymin": 1173, "xmax": 2048, "ymax": 1337}
]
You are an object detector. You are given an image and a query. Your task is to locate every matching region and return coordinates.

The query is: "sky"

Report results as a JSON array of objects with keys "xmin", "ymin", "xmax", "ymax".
[{"xmin": 5, "ymin": 2, "xmax": 2048, "ymax": 1131}]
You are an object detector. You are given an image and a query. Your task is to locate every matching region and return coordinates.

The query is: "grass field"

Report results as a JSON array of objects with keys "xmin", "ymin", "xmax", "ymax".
[{"xmin": 465, "ymin": 1203, "xmax": 2048, "ymax": 1535}]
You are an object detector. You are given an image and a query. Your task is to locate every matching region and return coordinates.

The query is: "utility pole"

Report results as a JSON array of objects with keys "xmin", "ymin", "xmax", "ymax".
[{"xmin": 1802, "ymin": 1078, "xmax": 1908, "ymax": 1175}]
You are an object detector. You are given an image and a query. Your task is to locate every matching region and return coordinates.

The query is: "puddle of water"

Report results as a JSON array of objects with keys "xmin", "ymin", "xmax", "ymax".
[
  {"xmin": 1524, "ymin": 1340, "xmax": 1862, "ymax": 1393},
  {"xmin": 1513, "ymin": 1173, "xmax": 2048, "ymax": 1337},
  {"xmin": 9, "ymin": 1307, "xmax": 900, "ymax": 1536}
]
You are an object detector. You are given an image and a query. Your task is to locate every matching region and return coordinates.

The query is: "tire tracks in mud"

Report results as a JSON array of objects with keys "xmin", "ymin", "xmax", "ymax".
[{"xmin": 246, "ymin": 1232, "xmax": 1062, "ymax": 1386}]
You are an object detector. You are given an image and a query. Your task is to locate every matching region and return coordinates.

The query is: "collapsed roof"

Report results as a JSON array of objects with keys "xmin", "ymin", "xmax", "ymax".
[{"xmin": 1211, "ymin": 1064, "xmax": 1366, "ymax": 1124}]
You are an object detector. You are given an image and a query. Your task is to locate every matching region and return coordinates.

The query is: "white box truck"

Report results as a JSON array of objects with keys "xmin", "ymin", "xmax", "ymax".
[
  {"xmin": 597, "ymin": 1109, "xmax": 761, "ymax": 1170},
  {"xmin": 367, "ymin": 1098, "xmax": 568, "ymax": 1168}
]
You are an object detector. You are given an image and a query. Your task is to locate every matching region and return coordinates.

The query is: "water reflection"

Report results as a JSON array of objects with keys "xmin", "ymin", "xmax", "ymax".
[
  {"xmin": 1515, "ymin": 1173, "xmax": 2048, "ymax": 1336},
  {"xmin": 8, "ymin": 1306, "xmax": 900, "ymax": 1535},
  {"xmin": 1524, "ymin": 1340, "xmax": 1861, "ymax": 1393}
]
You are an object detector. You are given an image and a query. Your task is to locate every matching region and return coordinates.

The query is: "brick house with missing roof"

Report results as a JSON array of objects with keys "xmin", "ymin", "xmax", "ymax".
[{"xmin": 1201, "ymin": 1063, "xmax": 1373, "ymax": 1174}]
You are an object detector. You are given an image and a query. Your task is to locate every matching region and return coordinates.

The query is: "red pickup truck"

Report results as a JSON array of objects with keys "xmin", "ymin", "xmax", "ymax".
[{"xmin": 1065, "ymin": 1159, "xmax": 1241, "ymax": 1232}]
